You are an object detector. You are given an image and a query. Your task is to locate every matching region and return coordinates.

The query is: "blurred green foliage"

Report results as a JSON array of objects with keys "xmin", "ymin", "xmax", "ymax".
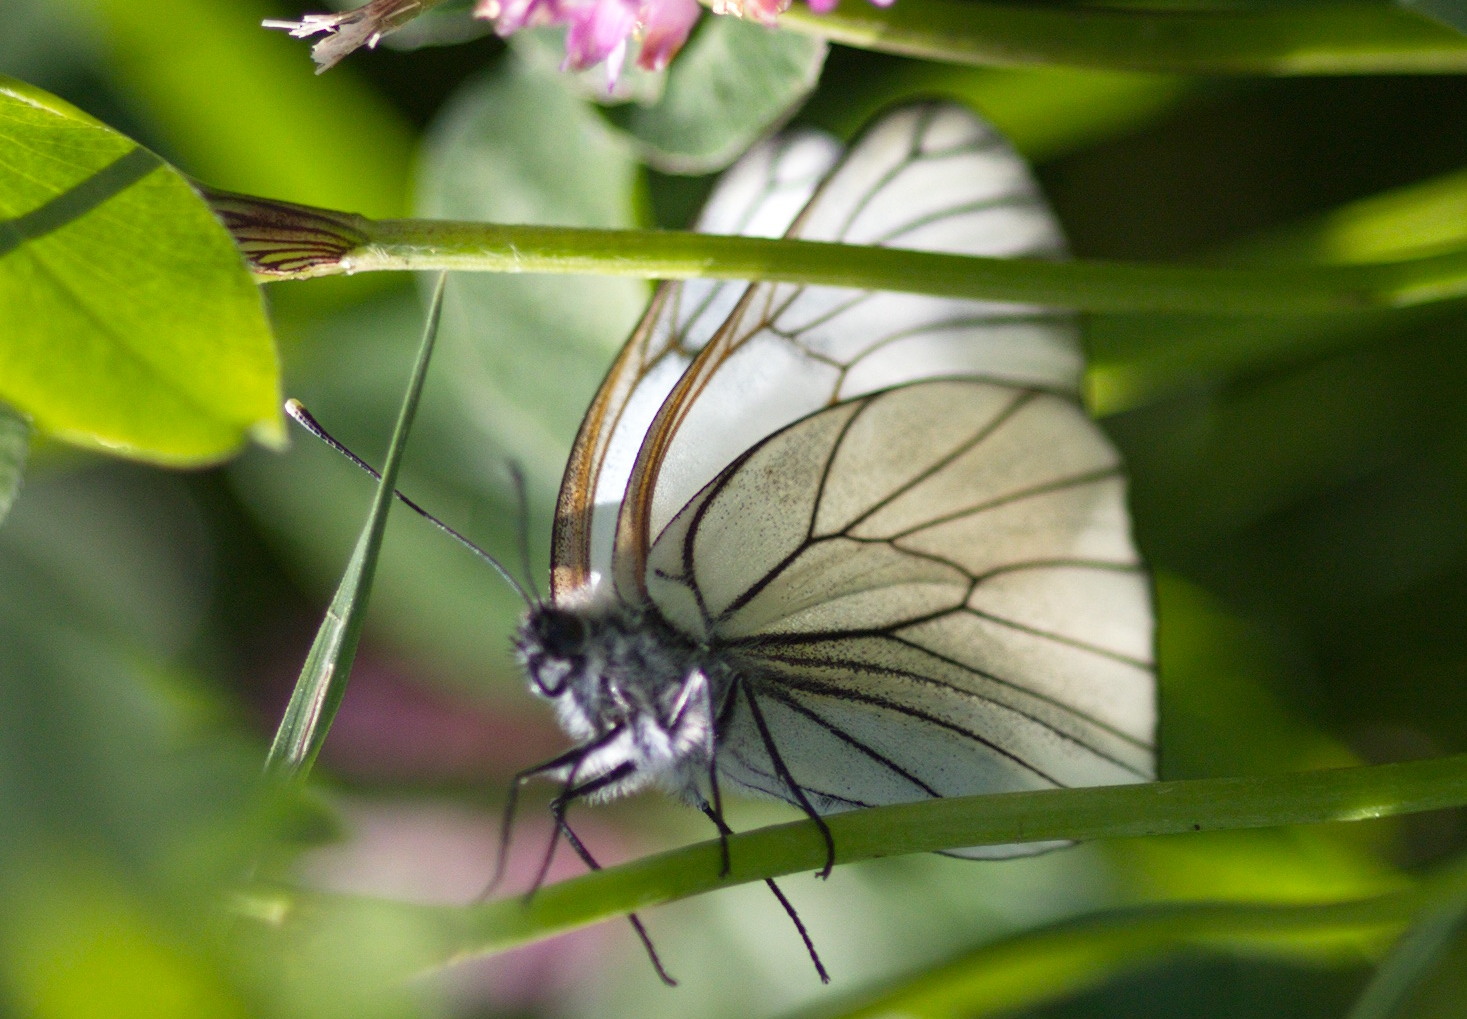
[{"xmin": 4, "ymin": 0, "xmax": 1467, "ymax": 1016}]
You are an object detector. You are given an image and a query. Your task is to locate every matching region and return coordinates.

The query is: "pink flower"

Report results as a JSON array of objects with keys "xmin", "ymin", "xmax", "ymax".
[
  {"xmin": 270, "ymin": 0, "xmax": 894, "ymax": 83},
  {"xmin": 637, "ymin": 0, "xmax": 701, "ymax": 71},
  {"xmin": 476, "ymin": 0, "xmax": 887, "ymax": 86},
  {"xmin": 476, "ymin": 0, "xmax": 564, "ymax": 34},
  {"xmin": 563, "ymin": 0, "xmax": 640, "ymax": 74}
]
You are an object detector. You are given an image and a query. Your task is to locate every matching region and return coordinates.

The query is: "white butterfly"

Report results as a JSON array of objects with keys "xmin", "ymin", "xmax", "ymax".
[{"xmin": 509, "ymin": 102, "xmax": 1156, "ymax": 981}]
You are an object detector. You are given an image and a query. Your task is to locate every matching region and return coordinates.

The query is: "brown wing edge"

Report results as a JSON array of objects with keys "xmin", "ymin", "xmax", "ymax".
[
  {"xmin": 549, "ymin": 283, "xmax": 676, "ymax": 602},
  {"xmin": 609, "ymin": 280, "xmax": 767, "ymax": 601}
]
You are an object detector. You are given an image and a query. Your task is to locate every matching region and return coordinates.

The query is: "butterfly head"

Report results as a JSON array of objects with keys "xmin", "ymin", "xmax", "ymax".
[{"xmin": 518, "ymin": 603, "xmax": 599, "ymax": 699}]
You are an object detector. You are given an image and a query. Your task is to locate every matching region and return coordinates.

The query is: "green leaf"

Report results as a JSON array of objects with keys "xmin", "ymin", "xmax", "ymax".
[
  {"xmin": 264, "ymin": 277, "xmax": 447, "ymax": 782},
  {"xmin": 0, "ymin": 76, "xmax": 281, "ymax": 465},
  {"xmin": 80, "ymin": 0, "xmax": 414, "ymax": 217},
  {"xmin": 0, "ymin": 406, "xmax": 28, "ymax": 528},
  {"xmin": 602, "ymin": 18, "xmax": 828, "ymax": 174}
]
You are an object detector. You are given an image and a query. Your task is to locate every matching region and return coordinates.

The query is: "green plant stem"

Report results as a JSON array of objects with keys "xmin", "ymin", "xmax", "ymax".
[
  {"xmin": 341, "ymin": 219, "xmax": 1467, "ymax": 314},
  {"xmin": 238, "ymin": 753, "xmax": 1467, "ymax": 969},
  {"xmin": 779, "ymin": 0, "xmax": 1467, "ymax": 75},
  {"xmin": 212, "ymin": 191, "xmax": 1467, "ymax": 313}
]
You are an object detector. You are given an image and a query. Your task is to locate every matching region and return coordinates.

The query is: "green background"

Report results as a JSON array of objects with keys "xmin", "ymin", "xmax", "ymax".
[{"xmin": 4, "ymin": 0, "xmax": 1467, "ymax": 1015}]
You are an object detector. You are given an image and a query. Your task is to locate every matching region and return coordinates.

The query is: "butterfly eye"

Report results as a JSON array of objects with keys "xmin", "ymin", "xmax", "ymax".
[{"xmin": 537, "ymin": 609, "xmax": 589, "ymax": 657}]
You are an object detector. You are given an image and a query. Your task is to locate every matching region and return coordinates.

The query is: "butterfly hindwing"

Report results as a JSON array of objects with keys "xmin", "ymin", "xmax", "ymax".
[{"xmin": 644, "ymin": 380, "xmax": 1155, "ymax": 852}]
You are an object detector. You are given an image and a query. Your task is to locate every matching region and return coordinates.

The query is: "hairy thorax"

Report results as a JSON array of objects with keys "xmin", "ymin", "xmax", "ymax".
[{"xmin": 515, "ymin": 594, "xmax": 729, "ymax": 802}]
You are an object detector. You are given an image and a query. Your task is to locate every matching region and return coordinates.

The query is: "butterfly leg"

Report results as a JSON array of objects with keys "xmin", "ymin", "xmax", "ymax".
[
  {"xmin": 484, "ymin": 740, "xmax": 603, "ymax": 900},
  {"xmin": 705, "ymin": 758, "xmax": 731, "ymax": 877},
  {"xmin": 740, "ymin": 681, "xmax": 837, "ymax": 878},
  {"xmin": 525, "ymin": 733, "xmax": 630, "ymax": 896},
  {"xmin": 694, "ymin": 796, "xmax": 831, "ymax": 984},
  {"xmin": 548, "ymin": 761, "xmax": 678, "ymax": 987}
]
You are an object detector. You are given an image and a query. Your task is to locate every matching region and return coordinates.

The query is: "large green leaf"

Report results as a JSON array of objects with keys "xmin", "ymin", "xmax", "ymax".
[
  {"xmin": 0, "ymin": 77, "xmax": 281, "ymax": 464},
  {"xmin": 602, "ymin": 17, "xmax": 828, "ymax": 174}
]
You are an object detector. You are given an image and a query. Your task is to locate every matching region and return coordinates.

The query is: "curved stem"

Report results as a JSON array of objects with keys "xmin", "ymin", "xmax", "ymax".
[{"xmin": 238, "ymin": 752, "xmax": 1467, "ymax": 971}]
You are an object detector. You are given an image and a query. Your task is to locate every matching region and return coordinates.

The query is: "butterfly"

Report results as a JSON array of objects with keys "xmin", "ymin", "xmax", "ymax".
[{"xmin": 505, "ymin": 101, "xmax": 1156, "ymax": 984}]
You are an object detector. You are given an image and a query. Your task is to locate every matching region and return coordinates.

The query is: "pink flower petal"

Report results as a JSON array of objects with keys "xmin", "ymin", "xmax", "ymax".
[
  {"xmin": 563, "ymin": 0, "xmax": 639, "ymax": 71},
  {"xmin": 636, "ymin": 0, "xmax": 701, "ymax": 71}
]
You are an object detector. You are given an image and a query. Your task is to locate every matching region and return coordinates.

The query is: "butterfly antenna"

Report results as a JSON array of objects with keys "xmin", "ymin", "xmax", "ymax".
[
  {"xmin": 506, "ymin": 461, "xmax": 542, "ymax": 602},
  {"xmin": 285, "ymin": 399, "xmax": 534, "ymax": 607}
]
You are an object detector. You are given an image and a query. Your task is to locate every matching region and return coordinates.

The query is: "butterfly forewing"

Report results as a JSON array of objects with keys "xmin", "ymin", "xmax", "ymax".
[
  {"xmin": 643, "ymin": 379, "xmax": 1155, "ymax": 854},
  {"xmin": 551, "ymin": 132, "xmax": 842, "ymax": 598},
  {"xmin": 615, "ymin": 105, "xmax": 1085, "ymax": 596}
]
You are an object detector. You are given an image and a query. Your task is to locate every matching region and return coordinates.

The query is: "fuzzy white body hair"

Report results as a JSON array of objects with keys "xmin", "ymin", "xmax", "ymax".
[{"xmin": 515, "ymin": 590, "xmax": 726, "ymax": 805}]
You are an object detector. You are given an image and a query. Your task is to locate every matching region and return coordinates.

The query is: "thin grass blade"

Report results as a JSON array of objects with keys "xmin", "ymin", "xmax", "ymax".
[
  {"xmin": 263, "ymin": 273, "xmax": 448, "ymax": 781},
  {"xmin": 1345, "ymin": 859, "xmax": 1467, "ymax": 1019},
  {"xmin": 0, "ymin": 406, "xmax": 29, "ymax": 528}
]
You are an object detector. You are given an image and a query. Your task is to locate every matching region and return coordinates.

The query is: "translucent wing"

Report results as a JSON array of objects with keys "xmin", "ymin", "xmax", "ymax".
[
  {"xmin": 644, "ymin": 380, "xmax": 1155, "ymax": 855},
  {"xmin": 615, "ymin": 103, "xmax": 1084, "ymax": 598},
  {"xmin": 550, "ymin": 130, "xmax": 843, "ymax": 598}
]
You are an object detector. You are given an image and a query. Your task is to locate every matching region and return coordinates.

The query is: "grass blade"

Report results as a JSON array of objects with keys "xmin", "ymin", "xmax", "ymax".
[
  {"xmin": 263, "ymin": 273, "xmax": 448, "ymax": 782},
  {"xmin": 0, "ymin": 405, "xmax": 29, "ymax": 528},
  {"xmin": 1345, "ymin": 870, "xmax": 1467, "ymax": 1019}
]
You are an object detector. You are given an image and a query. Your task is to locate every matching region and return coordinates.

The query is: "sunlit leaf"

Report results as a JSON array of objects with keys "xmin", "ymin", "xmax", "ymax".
[{"xmin": 0, "ymin": 76, "xmax": 281, "ymax": 464}]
